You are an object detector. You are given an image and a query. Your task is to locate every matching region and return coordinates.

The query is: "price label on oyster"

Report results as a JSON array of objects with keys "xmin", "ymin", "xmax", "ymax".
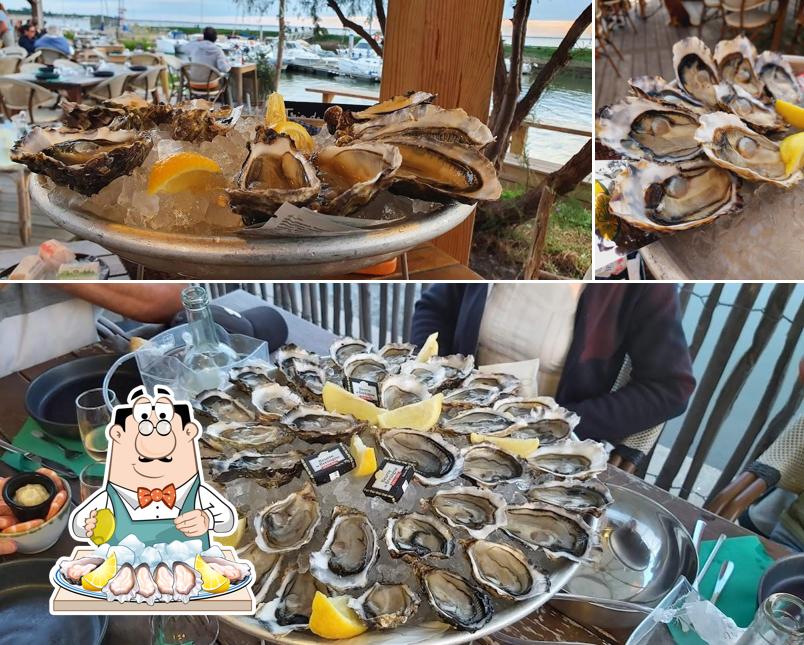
[
  {"xmin": 345, "ymin": 377, "xmax": 380, "ymax": 405},
  {"xmin": 302, "ymin": 443, "xmax": 356, "ymax": 486},
  {"xmin": 364, "ymin": 459, "xmax": 414, "ymax": 503}
]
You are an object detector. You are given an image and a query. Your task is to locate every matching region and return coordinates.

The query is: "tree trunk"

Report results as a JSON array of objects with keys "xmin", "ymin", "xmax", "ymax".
[
  {"xmin": 523, "ymin": 185, "xmax": 555, "ymax": 279},
  {"xmin": 28, "ymin": 0, "xmax": 43, "ymax": 29},
  {"xmin": 327, "ymin": 0, "xmax": 384, "ymax": 56},
  {"xmin": 275, "ymin": 0, "xmax": 285, "ymax": 90}
]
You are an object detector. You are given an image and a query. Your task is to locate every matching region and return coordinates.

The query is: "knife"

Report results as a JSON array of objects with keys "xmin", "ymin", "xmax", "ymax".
[{"xmin": 0, "ymin": 437, "xmax": 79, "ymax": 479}]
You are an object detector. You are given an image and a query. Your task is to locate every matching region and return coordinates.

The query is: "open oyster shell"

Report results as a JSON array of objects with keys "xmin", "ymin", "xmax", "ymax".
[
  {"xmin": 384, "ymin": 511, "xmax": 456, "ymax": 559},
  {"xmin": 193, "ymin": 389, "xmax": 255, "ymax": 423},
  {"xmin": 714, "ymin": 82, "xmax": 786, "ymax": 134},
  {"xmin": 527, "ymin": 477, "xmax": 614, "ymax": 517},
  {"xmin": 378, "ymin": 428, "xmax": 463, "ymax": 485},
  {"xmin": 463, "ymin": 538, "xmax": 550, "ymax": 601},
  {"xmin": 348, "ymin": 582, "xmax": 421, "ymax": 630},
  {"xmin": 488, "ymin": 406, "xmax": 580, "ymax": 445},
  {"xmin": 342, "ymin": 352, "xmax": 391, "ymax": 383},
  {"xmin": 229, "ymin": 363, "xmax": 275, "ymax": 393},
  {"xmin": 251, "ymin": 383, "xmax": 302, "ymax": 421},
  {"xmin": 528, "ymin": 439, "xmax": 610, "ymax": 479},
  {"xmin": 503, "ymin": 502, "xmax": 597, "ymax": 562},
  {"xmin": 237, "ymin": 541, "xmax": 283, "ymax": 605},
  {"xmin": 713, "ymin": 35, "xmax": 764, "ymax": 99},
  {"xmin": 282, "ymin": 405, "xmax": 362, "ymax": 442},
  {"xmin": 460, "ymin": 443, "xmax": 528, "ymax": 487},
  {"xmin": 493, "ymin": 396, "xmax": 559, "ymax": 418},
  {"xmin": 202, "ymin": 420, "xmax": 294, "ymax": 452},
  {"xmin": 330, "ymin": 336, "xmax": 372, "ymax": 366},
  {"xmin": 426, "ymin": 485, "xmax": 508, "ymax": 539},
  {"xmin": 462, "ymin": 371, "xmax": 521, "ymax": 395},
  {"xmin": 380, "ymin": 374, "xmax": 430, "ymax": 410},
  {"xmin": 628, "ymin": 75, "xmax": 707, "ymax": 114},
  {"xmin": 672, "ymin": 36, "xmax": 720, "ymax": 108},
  {"xmin": 443, "ymin": 384, "xmax": 501, "ymax": 410},
  {"xmin": 309, "ymin": 505, "xmax": 379, "ymax": 590},
  {"xmin": 754, "ymin": 51, "xmax": 802, "ymax": 105},
  {"xmin": 378, "ymin": 342, "xmax": 416, "ymax": 366},
  {"xmin": 207, "ymin": 449, "xmax": 304, "ymax": 487},
  {"xmin": 399, "ymin": 360, "xmax": 448, "ymax": 392},
  {"xmin": 255, "ymin": 565, "xmax": 331, "ymax": 634},
  {"xmin": 439, "ymin": 407, "xmax": 517, "ymax": 435},
  {"xmin": 254, "ymin": 481, "xmax": 320, "ymax": 554}
]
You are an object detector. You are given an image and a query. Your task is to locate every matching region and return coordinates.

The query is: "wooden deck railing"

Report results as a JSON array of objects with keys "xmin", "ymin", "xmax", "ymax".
[{"xmin": 509, "ymin": 119, "xmax": 592, "ymax": 157}]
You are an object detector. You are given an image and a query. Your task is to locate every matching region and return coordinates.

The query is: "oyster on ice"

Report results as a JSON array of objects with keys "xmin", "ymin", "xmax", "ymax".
[
  {"xmin": 714, "ymin": 83, "xmax": 786, "ymax": 133},
  {"xmin": 608, "ymin": 159, "xmax": 742, "ymax": 232},
  {"xmin": 528, "ymin": 439, "xmax": 610, "ymax": 479},
  {"xmin": 380, "ymin": 374, "xmax": 430, "ymax": 410},
  {"xmin": 207, "ymin": 449, "xmax": 304, "ymax": 487},
  {"xmin": 229, "ymin": 364, "xmax": 274, "ymax": 393},
  {"xmin": 411, "ymin": 560, "xmax": 494, "ymax": 631},
  {"xmin": 342, "ymin": 352, "xmax": 390, "ymax": 382},
  {"xmin": 251, "ymin": 383, "xmax": 302, "ymax": 420},
  {"xmin": 427, "ymin": 485, "xmax": 508, "ymax": 539},
  {"xmin": 193, "ymin": 390, "xmax": 255, "ymax": 423},
  {"xmin": 289, "ymin": 361, "xmax": 327, "ymax": 400},
  {"xmin": 329, "ymin": 336, "xmax": 372, "ymax": 366},
  {"xmin": 443, "ymin": 384, "xmax": 501, "ymax": 409},
  {"xmin": 399, "ymin": 360, "xmax": 448, "ymax": 391},
  {"xmin": 256, "ymin": 565, "xmax": 331, "ymax": 634},
  {"xmin": 348, "ymin": 582, "xmax": 421, "ymax": 630},
  {"xmin": 463, "ymin": 371, "xmax": 520, "ymax": 395},
  {"xmin": 313, "ymin": 141, "xmax": 402, "ymax": 215},
  {"xmin": 672, "ymin": 37, "xmax": 720, "ymax": 107},
  {"xmin": 378, "ymin": 342, "xmax": 416, "ymax": 365},
  {"xmin": 226, "ymin": 126, "xmax": 321, "ymax": 225},
  {"xmin": 202, "ymin": 420, "xmax": 294, "ymax": 452},
  {"xmin": 11, "ymin": 126, "xmax": 153, "ymax": 195},
  {"xmin": 275, "ymin": 343, "xmax": 319, "ymax": 374},
  {"xmin": 384, "ymin": 511, "xmax": 456, "ymax": 559},
  {"xmin": 503, "ymin": 503, "xmax": 596, "ymax": 562},
  {"xmin": 440, "ymin": 407, "xmax": 517, "ymax": 435},
  {"xmin": 464, "ymin": 539, "xmax": 549, "ymax": 601},
  {"xmin": 378, "ymin": 429, "xmax": 463, "ymax": 485},
  {"xmin": 527, "ymin": 477, "xmax": 614, "ymax": 516},
  {"xmin": 254, "ymin": 481, "xmax": 320, "ymax": 553},
  {"xmin": 170, "ymin": 103, "xmax": 242, "ymax": 142},
  {"xmin": 460, "ymin": 443, "xmax": 527, "ymax": 486},
  {"xmin": 494, "ymin": 396, "xmax": 558, "ymax": 418},
  {"xmin": 428, "ymin": 354, "xmax": 474, "ymax": 387},
  {"xmin": 754, "ymin": 51, "xmax": 802, "ymax": 105},
  {"xmin": 695, "ymin": 112, "xmax": 803, "ymax": 188},
  {"xmin": 628, "ymin": 75, "xmax": 707, "ymax": 114},
  {"xmin": 713, "ymin": 36, "xmax": 764, "ymax": 99},
  {"xmin": 282, "ymin": 405, "xmax": 363, "ymax": 442},
  {"xmin": 308, "ymin": 506, "xmax": 379, "ymax": 590},
  {"xmin": 238, "ymin": 541, "xmax": 283, "ymax": 605}
]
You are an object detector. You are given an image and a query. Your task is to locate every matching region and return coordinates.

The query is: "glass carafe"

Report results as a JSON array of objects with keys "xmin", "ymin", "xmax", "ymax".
[{"xmin": 736, "ymin": 594, "xmax": 804, "ymax": 645}]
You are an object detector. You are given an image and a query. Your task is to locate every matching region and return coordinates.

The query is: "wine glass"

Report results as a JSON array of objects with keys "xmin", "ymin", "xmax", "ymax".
[
  {"xmin": 150, "ymin": 616, "xmax": 219, "ymax": 645},
  {"xmin": 76, "ymin": 388, "xmax": 117, "ymax": 463},
  {"xmin": 80, "ymin": 462, "xmax": 106, "ymax": 501}
]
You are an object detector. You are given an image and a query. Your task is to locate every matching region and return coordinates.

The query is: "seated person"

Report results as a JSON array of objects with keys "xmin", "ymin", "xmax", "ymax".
[
  {"xmin": 18, "ymin": 22, "xmax": 37, "ymax": 54},
  {"xmin": 185, "ymin": 26, "xmax": 231, "ymax": 93},
  {"xmin": 0, "ymin": 15, "xmax": 14, "ymax": 49},
  {"xmin": 411, "ymin": 283, "xmax": 696, "ymax": 444},
  {"xmin": 34, "ymin": 26, "xmax": 72, "ymax": 56}
]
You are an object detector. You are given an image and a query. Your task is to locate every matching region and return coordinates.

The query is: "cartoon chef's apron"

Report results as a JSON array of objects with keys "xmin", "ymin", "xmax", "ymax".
[{"xmin": 106, "ymin": 478, "xmax": 210, "ymax": 550}]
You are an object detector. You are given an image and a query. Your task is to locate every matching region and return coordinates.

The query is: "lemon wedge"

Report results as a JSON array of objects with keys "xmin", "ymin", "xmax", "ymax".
[
  {"xmin": 194, "ymin": 554, "xmax": 231, "ymax": 594},
  {"xmin": 350, "ymin": 435, "xmax": 378, "ymax": 477},
  {"xmin": 90, "ymin": 508, "xmax": 116, "ymax": 546},
  {"xmin": 470, "ymin": 432, "xmax": 540, "ymax": 457},
  {"xmin": 214, "ymin": 516, "xmax": 245, "ymax": 548},
  {"xmin": 309, "ymin": 591, "xmax": 368, "ymax": 639},
  {"xmin": 81, "ymin": 552, "xmax": 117, "ymax": 591},
  {"xmin": 416, "ymin": 332, "xmax": 439, "ymax": 362},
  {"xmin": 147, "ymin": 152, "xmax": 222, "ymax": 194},
  {"xmin": 779, "ymin": 131, "xmax": 804, "ymax": 176},
  {"xmin": 274, "ymin": 120, "xmax": 315, "ymax": 155},
  {"xmin": 775, "ymin": 99, "xmax": 804, "ymax": 130},
  {"xmin": 322, "ymin": 382, "xmax": 382, "ymax": 424},
  {"xmin": 264, "ymin": 91, "xmax": 287, "ymax": 128},
  {"xmin": 377, "ymin": 393, "xmax": 443, "ymax": 431}
]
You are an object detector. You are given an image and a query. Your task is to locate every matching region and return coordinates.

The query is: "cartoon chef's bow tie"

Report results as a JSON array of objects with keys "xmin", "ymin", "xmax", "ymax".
[{"xmin": 137, "ymin": 484, "xmax": 177, "ymax": 509}]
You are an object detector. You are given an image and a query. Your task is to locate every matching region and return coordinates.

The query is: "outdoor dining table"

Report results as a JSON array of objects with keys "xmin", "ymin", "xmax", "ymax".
[
  {"xmin": 229, "ymin": 62, "xmax": 259, "ymax": 105},
  {"xmin": 0, "ymin": 303, "xmax": 791, "ymax": 642}
]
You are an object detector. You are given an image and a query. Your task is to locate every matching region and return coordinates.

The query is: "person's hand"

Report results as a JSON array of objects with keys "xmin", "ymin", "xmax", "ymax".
[
  {"xmin": 0, "ymin": 539, "xmax": 17, "ymax": 555},
  {"xmin": 83, "ymin": 509, "xmax": 97, "ymax": 539},
  {"xmin": 174, "ymin": 510, "xmax": 210, "ymax": 537}
]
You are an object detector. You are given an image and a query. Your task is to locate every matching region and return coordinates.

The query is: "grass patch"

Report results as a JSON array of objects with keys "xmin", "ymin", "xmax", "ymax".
[{"xmin": 503, "ymin": 44, "xmax": 592, "ymax": 63}]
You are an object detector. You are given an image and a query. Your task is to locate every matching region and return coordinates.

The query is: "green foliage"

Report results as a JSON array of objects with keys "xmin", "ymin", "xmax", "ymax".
[
  {"xmin": 502, "ymin": 44, "xmax": 592, "ymax": 64},
  {"xmin": 121, "ymin": 38, "xmax": 154, "ymax": 52},
  {"xmin": 63, "ymin": 30, "xmax": 76, "ymax": 42},
  {"xmin": 255, "ymin": 50, "xmax": 277, "ymax": 97}
]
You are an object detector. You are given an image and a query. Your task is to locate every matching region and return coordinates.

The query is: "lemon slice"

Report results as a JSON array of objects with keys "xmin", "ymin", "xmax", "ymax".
[
  {"xmin": 322, "ymin": 382, "xmax": 382, "ymax": 424},
  {"xmin": 265, "ymin": 91, "xmax": 287, "ymax": 128},
  {"xmin": 309, "ymin": 591, "xmax": 368, "ymax": 639},
  {"xmin": 81, "ymin": 552, "xmax": 117, "ymax": 591},
  {"xmin": 775, "ymin": 99, "xmax": 804, "ymax": 130},
  {"xmin": 779, "ymin": 131, "xmax": 804, "ymax": 176},
  {"xmin": 470, "ymin": 432, "xmax": 540, "ymax": 457},
  {"xmin": 214, "ymin": 516, "xmax": 245, "ymax": 548},
  {"xmin": 350, "ymin": 435, "xmax": 378, "ymax": 477},
  {"xmin": 377, "ymin": 393, "xmax": 443, "ymax": 431},
  {"xmin": 147, "ymin": 152, "xmax": 222, "ymax": 194},
  {"xmin": 416, "ymin": 332, "xmax": 439, "ymax": 362},
  {"xmin": 90, "ymin": 508, "xmax": 116, "ymax": 546},
  {"xmin": 274, "ymin": 120, "xmax": 315, "ymax": 155},
  {"xmin": 194, "ymin": 554, "xmax": 231, "ymax": 594}
]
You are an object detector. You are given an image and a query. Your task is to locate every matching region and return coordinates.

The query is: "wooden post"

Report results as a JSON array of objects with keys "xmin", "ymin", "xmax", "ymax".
[
  {"xmin": 510, "ymin": 125, "xmax": 527, "ymax": 157},
  {"xmin": 524, "ymin": 186, "xmax": 555, "ymax": 280},
  {"xmin": 381, "ymin": 0, "xmax": 505, "ymax": 266}
]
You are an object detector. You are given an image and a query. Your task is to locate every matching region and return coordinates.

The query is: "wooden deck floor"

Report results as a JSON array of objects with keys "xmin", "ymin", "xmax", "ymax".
[
  {"xmin": 596, "ymin": 0, "xmax": 803, "ymax": 107},
  {"xmin": 0, "ymin": 174, "xmax": 72, "ymax": 250}
]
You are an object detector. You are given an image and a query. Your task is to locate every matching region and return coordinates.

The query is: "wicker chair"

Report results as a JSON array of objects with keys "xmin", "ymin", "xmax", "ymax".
[
  {"xmin": 128, "ymin": 65, "xmax": 165, "ymax": 102},
  {"xmin": 0, "ymin": 77, "xmax": 61, "ymax": 123},
  {"xmin": 35, "ymin": 47, "xmax": 66, "ymax": 65},
  {"xmin": 0, "ymin": 55, "xmax": 20, "ymax": 75},
  {"xmin": 85, "ymin": 72, "xmax": 134, "ymax": 103},
  {"xmin": 128, "ymin": 52, "xmax": 162, "ymax": 66},
  {"xmin": 1, "ymin": 45, "xmax": 27, "ymax": 57},
  {"xmin": 718, "ymin": 0, "xmax": 775, "ymax": 39},
  {"xmin": 179, "ymin": 62, "xmax": 228, "ymax": 103},
  {"xmin": 22, "ymin": 50, "xmax": 41, "ymax": 64},
  {"xmin": 53, "ymin": 58, "xmax": 84, "ymax": 72}
]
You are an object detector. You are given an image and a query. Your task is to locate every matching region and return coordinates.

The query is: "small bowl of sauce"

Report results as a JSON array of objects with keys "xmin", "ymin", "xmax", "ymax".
[{"xmin": 2, "ymin": 472, "xmax": 57, "ymax": 522}]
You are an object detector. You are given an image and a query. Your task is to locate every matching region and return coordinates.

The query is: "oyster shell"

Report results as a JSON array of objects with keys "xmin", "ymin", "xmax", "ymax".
[
  {"xmin": 460, "ymin": 443, "xmax": 528, "ymax": 486},
  {"xmin": 628, "ymin": 75, "xmax": 707, "ymax": 114},
  {"xmin": 503, "ymin": 502, "xmax": 596, "ymax": 562},
  {"xmin": 526, "ymin": 478, "xmax": 614, "ymax": 517},
  {"xmin": 672, "ymin": 37, "xmax": 720, "ymax": 107},
  {"xmin": 463, "ymin": 371, "xmax": 520, "ymax": 395},
  {"xmin": 378, "ymin": 429, "xmax": 463, "ymax": 485},
  {"xmin": 595, "ymin": 97, "xmax": 701, "ymax": 162},
  {"xmin": 282, "ymin": 405, "xmax": 363, "ymax": 442},
  {"xmin": 695, "ymin": 112, "xmax": 803, "ymax": 188},
  {"xmin": 443, "ymin": 384, "xmax": 500, "ymax": 409},
  {"xmin": 229, "ymin": 363, "xmax": 275, "ymax": 393},
  {"xmin": 714, "ymin": 82, "xmax": 786, "ymax": 133},
  {"xmin": 254, "ymin": 481, "xmax": 320, "ymax": 553},
  {"xmin": 427, "ymin": 354, "xmax": 475, "ymax": 388},
  {"xmin": 313, "ymin": 141, "xmax": 401, "ymax": 215},
  {"xmin": 713, "ymin": 36, "xmax": 764, "ymax": 99},
  {"xmin": 289, "ymin": 361, "xmax": 327, "ymax": 400},
  {"xmin": 378, "ymin": 342, "xmax": 416, "ymax": 366},
  {"xmin": 488, "ymin": 407, "xmax": 579, "ymax": 445},
  {"xmin": 528, "ymin": 439, "xmax": 610, "ymax": 479},
  {"xmin": 170, "ymin": 103, "xmax": 242, "ymax": 142},
  {"xmin": 60, "ymin": 556, "xmax": 104, "ymax": 583},
  {"xmin": 426, "ymin": 485, "xmax": 508, "ymax": 539},
  {"xmin": 226, "ymin": 126, "xmax": 321, "ymax": 225},
  {"xmin": 275, "ymin": 343, "xmax": 319, "ymax": 374},
  {"xmin": 308, "ymin": 506, "xmax": 379, "ymax": 590},
  {"xmin": 464, "ymin": 539, "xmax": 549, "ymax": 601},
  {"xmin": 384, "ymin": 511, "xmax": 456, "ymax": 559},
  {"xmin": 193, "ymin": 390, "xmax": 255, "ymax": 423},
  {"xmin": 202, "ymin": 420, "xmax": 294, "ymax": 452},
  {"xmin": 342, "ymin": 352, "xmax": 390, "ymax": 383},
  {"xmin": 754, "ymin": 51, "xmax": 802, "ymax": 104},
  {"xmin": 237, "ymin": 541, "xmax": 283, "ymax": 605},
  {"xmin": 251, "ymin": 383, "xmax": 302, "ymax": 420},
  {"xmin": 608, "ymin": 158, "xmax": 742, "ymax": 232},
  {"xmin": 103, "ymin": 563, "xmax": 137, "ymax": 602},
  {"xmin": 207, "ymin": 449, "xmax": 304, "ymax": 487},
  {"xmin": 350, "ymin": 91, "xmax": 436, "ymax": 122},
  {"xmin": 135, "ymin": 564, "xmax": 160, "ymax": 605},
  {"xmin": 493, "ymin": 396, "xmax": 559, "ymax": 418},
  {"xmin": 380, "ymin": 374, "xmax": 431, "ymax": 410},
  {"xmin": 255, "ymin": 565, "xmax": 331, "ymax": 634},
  {"xmin": 399, "ymin": 360, "xmax": 448, "ymax": 392},
  {"xmin": 330, "ymin": 336, "xmax": 372, "ymax": 366},
  {"xmin": 11, "ymin": 126, "xmax": 153, "ymax": 195},
  {"xmin": 411, "ymin": 560, "xmax": 494, "ymax": 631},
  {"xmin": 348, "ymin": 582, "xmax": 421, "ymax": 630},
  {"xmin": 439, "ymin": 407, "xmax": 517, "ymax": 435}
]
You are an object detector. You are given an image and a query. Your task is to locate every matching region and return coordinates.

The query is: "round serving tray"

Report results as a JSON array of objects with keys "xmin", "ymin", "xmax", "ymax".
[{"xmin": 30, "ymin": 177, "xmax": 473, "ymax": 279}]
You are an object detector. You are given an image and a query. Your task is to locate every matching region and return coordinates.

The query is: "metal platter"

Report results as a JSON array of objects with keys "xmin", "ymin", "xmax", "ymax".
[{"xmin": 30, "ymin": 177, "xmax": 473, "ymax": 279}]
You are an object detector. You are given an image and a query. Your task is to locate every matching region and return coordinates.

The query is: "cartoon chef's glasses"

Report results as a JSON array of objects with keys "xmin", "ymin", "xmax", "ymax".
[{"xmin": 133, "ymin": 400, "xmax": 175, "ymax": 436}]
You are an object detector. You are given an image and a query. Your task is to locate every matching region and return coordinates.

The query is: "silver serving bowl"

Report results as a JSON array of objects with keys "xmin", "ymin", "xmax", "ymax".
[
  {"xmin": 563, "ymin": 484, "xmax": 698, "ymax": 606},
  {"xmin": 30, "ymin": 177, "xmax": 473, "ymax": 279}
]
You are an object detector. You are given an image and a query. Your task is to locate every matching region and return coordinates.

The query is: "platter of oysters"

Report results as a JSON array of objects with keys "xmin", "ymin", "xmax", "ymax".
[
  {"xmin": 191, "ymin": 335, "xmax": 612, "ymax": 643},
  {"xmin": 13, "ymin": 91, "xmax": 501, "ymax": 278},
  {"xmin": 596, "ymin": 36, "xmax": 803, "ymax": 235}
]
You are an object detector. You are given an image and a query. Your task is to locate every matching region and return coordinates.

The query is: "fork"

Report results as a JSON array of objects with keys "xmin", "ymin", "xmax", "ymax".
[{"xmin": 31, "ymin": 429, "xmax": 84, "ymax": 460}]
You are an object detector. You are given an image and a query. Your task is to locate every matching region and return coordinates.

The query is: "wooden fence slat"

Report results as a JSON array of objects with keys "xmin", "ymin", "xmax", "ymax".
[
  {"xmin": 379, "ymin": 284, "xmax": 388, "ymax": 346},
  {"xmin": 689, "ymin": 283, "xmax": 724, "ymax": 362},
  {"xmin": 333, "ymin": 284, "xmax": 342, "ymax": 335},
  {"xmin": 707, "ymin": 296, "xmax": 804, "ymax": 501},
  {"xmin": 319, "ymin": 285, "xmax": 329, "ymax": 331},
  {"xmin": 678, "ymin": 283, "xmax": 694, "ymax": 316},
  {"xmin": 310, "ymin": 285, "xmax": 320, "ymax": 326},
  {"xmin": 301, "ymin": 285, "xmax": 312, "ymax": 322},
  {"xmin": 344, "ymin": 284, "xmax": 353, "ymax": 337},
  {"xmin": 748, "ymin": 382, "xmax": 804, "ymax": 464},
  {"xmin": 655, "ymin": 284, "xmax": 761, "ymax": 492},
  {"xmin": 403, "ymin": 283, "xmax": 417, "ymax": 342},
  {"xmin": 272, "ymin": 284, "xmax": 281, "ymax": 305},
  {"xmin": 680, "ymin": 284, "xmax": 793, "ymax": 498},
  {"xmin": 287, "ymin": 284, "xmax": 299, "ymax": 316},
  {"xmin": 391, "ymin": 285, "xmax": 401, "ymax": 343},
  {"xmin": 359, "ymin": 285, "xmax": 372, "ymax": 343}
]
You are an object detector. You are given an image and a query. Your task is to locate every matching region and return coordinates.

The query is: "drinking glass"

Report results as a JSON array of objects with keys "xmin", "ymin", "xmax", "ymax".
[
  {"xmin": 150, "ymin": 616, "xmax": 219, "ymax": 645},
  {"xmin": 76, "ymin": 388, "xmax": 117, "ymax": 462},
  {"xmin": 79, "ymin": 462, "xmax": 106, "ymax": 501}
]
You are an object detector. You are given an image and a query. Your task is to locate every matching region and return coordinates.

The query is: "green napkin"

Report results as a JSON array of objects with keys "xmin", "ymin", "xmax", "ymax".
[
  {"xmin": 0, "ymin": 417, "xmax": 95, "ymax": 475},
  {"xmin": 696, "ymin": 535, "xmax": 774, "ymax": 628}
]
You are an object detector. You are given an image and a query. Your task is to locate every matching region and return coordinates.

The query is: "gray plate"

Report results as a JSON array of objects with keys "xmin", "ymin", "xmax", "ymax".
[
  {"xmin": 30, "ymin": 177, "xmax": 473, "ymax": 279},
  {"xmin": 0, "ymin": 558, "xmax": 107, "ymax": 645},
  {"xmin": 758, "ymin": 552, "xmax": 804, "ymax": 603}
]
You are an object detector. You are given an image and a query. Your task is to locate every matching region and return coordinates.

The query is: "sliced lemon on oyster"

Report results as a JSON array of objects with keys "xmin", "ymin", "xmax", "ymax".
[
  {"xmin": 274, "ymin": 120, "xmax": 315, "ymax": 155},
  {"xmin": 309, "ymin": 591, "xmax": 368, "ymax": 639},
  {"xmin": 350, "ymin": 434, "xmax": 378, "ymax": 477},
  {"xmin": 775, "ymin": 99, "xmax": 804, "ymax": 130},
  {"xmin": 377, "ymin": 393, "xmax": 443, "ymax": 431},
  {"xmin": 322, "ymin": 381, "xmax": 382, "ymax": 424},
  {"xmin": 147, "ymin": 151, "xmax": 222, "ymax": 194},
  {"xmin": 81, "ymin": 552, "xmax": 117, "ymax": 591},
  {"xmin": 470, "ymin": 432, "xmax": 540, "ymax": 458},
  {"xmin": 779, "ymin": 131, "xmax": 804, "ymax": 176},
  {"xmin": 416, "ymin": 331, "xmax": 439, "ymax": 362},
  {"xmin": 264, "ymin": 91, "xmax": 287, "ymax": 128},
  {"xmin": 194, "ymin": 554, "xmax": 230, "ymax": 594}
]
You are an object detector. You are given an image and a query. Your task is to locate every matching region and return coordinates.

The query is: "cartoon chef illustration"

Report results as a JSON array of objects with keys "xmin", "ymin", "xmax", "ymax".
[{"xmin": 71, "ymin": 386, "xmax": 235, "ymax": 550}]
